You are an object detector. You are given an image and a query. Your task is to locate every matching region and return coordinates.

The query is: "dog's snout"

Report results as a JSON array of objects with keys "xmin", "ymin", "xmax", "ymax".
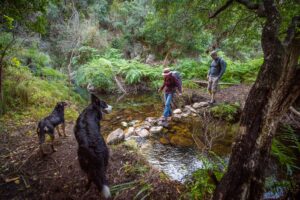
[{"xmin": 104, "ymin": 105, "xmax": 112, "ymax": 113}]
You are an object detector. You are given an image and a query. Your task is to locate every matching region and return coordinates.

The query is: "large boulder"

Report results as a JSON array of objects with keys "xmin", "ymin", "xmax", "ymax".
[
  {"xmin": 128, "ymin": 120, "xmax": 141, "ymax": 127},
  {"xmin": 145, "ymin": 54, "xmax": 155, "ymax": 64},
  {"xmin": 136, "ymin": 128, "xmax": 151, "ymax": 138},
  {"xmin": 145, "ymin": 117, "xmax": 157, "ymax": 126},
  {"xmin": 140, "ymin": 121, "xmax": 151, "ymax": 130},
  {"xmin": 173, "ymin": 109, "xmax": 182, "ymax": 114},
  {"xmin": 182, "ymin": 113, "xmax": 190, "ymax": 118},
  {"xmin": 193, "ymin": 102, "xmax": 209, "ymax": 109},
  {"xmin": 185, "ymin": 105, "xmax": 197, "ymax": 113},
  {"xmin": 107, "ymin": 128, "xmax": 124, "ymax": 145},
  {"xmin": 124, "ymin": 127, "xmax": 135, "ymax": 138},
  {"xmin": 121, "ymin": 121, "xmax": 128, "ymax": 128},
  {"xmin": 149, "ymin": 126, "xmax": 163, "ymax": 134},
  {"xmin": 173, "ymin": 114, "xmax": 182, "ymax": 122}
]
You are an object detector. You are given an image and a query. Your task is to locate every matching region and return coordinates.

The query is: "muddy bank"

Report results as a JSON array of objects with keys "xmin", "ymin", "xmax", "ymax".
[{"xmin": 0, "ymin": 123, "xmax": 187, "ymax": 200}]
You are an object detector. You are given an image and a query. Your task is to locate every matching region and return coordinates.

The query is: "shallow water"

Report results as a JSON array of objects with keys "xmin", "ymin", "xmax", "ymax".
[
  {"xmin": 78, "ymin": 91, "xmax": 283, "ymax": 197},
  {"xmin": 96, "ymin": 93, "xmax": 231, "ymax": 182},
  {"xmin": 139, "ymin": 139, "xmax": 204, "ymax": 182}
]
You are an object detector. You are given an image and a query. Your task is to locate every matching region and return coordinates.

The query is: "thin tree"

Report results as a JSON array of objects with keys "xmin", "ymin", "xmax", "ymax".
[{"xmin": 208, "ymin": 0, "xmax": 300, "ymax": 200}]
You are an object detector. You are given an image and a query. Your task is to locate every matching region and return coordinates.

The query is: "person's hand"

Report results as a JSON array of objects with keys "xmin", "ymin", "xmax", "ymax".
[{"xmin": 179, "ymin": 93, "xmax": 182, "ymax": 96}]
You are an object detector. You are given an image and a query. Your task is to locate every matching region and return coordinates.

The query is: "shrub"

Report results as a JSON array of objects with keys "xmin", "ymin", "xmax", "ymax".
[
  {"xmin": 172, "ymin": 54, "xmax": 262, "ymax": 84},
  {"xmin": 189, "ymin": 152, "xmax": 227, "ymax": 199},
  {"xmin": 75, "ymin": 57, "xmax": 116, "ymax": 91},
  {"xmin": 1, "ymin": 63, "xmax": 83, "ymax": 122},
  {"xmin": 210, "ymin": 102, "xmax": 240, "ymax": 122},
  {"xmin": 271, "ymin": 125, "xmax": 300, "ymax": 176},
  {"xmin": 75, "ymin": 50, "xmax": 163, "ymax": 92}
]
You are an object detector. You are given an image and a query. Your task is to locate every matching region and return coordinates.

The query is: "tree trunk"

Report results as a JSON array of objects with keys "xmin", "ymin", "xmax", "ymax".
[
  {"xmin": 213, "ymin": 1, "xmax": 300, "ymax": 200},
  {"xmin": 0, "ymin": 64, "xmax": 3, "ymax": 103}
]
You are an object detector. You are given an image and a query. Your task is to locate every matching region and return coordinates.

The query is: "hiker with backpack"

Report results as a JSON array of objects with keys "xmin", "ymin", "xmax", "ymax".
[
  {"xmin": 207, "ymin": 51, "xmax": 226, "ymax": 104},
  {"xmin": 158, "ymin": 68, "xmax": 182, "ymax": 122}
]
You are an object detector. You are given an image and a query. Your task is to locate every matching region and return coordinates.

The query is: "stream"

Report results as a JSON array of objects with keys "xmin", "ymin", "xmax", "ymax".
[
  {"xmin": 76, "ymin": 90, "xmax": 284, "ymax": 198},
  {"xmin": 97, "ymin": 93, "xmax": 231, "ymax": 183}
]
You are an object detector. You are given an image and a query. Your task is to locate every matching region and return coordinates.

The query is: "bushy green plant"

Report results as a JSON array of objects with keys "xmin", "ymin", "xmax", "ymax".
[
  {"xmin": 75, "ymin": 49, "xmax": 164, "ymax": 92},
  {"xmin": 271, "ymin": 125, "xmax": 300, "ymax": 176},
  {"xmin": 172, "ymin": 54, "xmax": 262, "ymax": 84},
  {"xmin": 118, "ymin": 60, "xmax": 162, "ymax": 85},
  {"xmin": 189, "ymin": 152, "xmax": 227, "ymax": 200},
  {"xmin": 75, "ymin": 57, "xmax": 116, "ymax": 91},
  {"xmin": 19, "ymin": 46, "xmax": 51, "ymax": 69},
  {"xmin": 72, "ymin": 46, "xmax": 99, "ymax": 67},
  {"xmin": 1, "ymin": 63, "xmax": 83, "ymax": 122},
  {"xmin": 211, "ymin": 102, "xmax": 240, "ymax": 122},
  {"xmin": 173, "ymin": 58, "xmax": 208, "ymax": 80},
  {"xmin": 40, "ymin": 67, "xmax": 66, "ymax": 80}
]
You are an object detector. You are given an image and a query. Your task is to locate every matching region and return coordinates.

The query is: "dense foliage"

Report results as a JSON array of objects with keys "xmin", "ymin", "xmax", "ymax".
[{"xmin": 1, "ymin": 1, "xmax": 299, "ymax": 199}]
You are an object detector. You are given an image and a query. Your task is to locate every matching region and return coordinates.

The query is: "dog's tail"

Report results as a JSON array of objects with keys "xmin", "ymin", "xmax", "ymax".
[
  {"xmin": 93, "ymin": 166, "xmax": 111, "ymax": 199},
  {"xmin": 102, "ymin": 184, "xmax": 111, "ymax": 199},
  {"xmin": 78, "ymin": 146, "xmax": 111, "ymax": 198}
]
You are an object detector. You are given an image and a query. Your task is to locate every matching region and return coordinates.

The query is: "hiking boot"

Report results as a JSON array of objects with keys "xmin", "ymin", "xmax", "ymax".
[
  {"xmin": 159, "ymin": 116, "xmax": 167, "ymax": 121},
  {"xmin": 209, "ymin": 99, "xmax": 216, "ymax": 104}
]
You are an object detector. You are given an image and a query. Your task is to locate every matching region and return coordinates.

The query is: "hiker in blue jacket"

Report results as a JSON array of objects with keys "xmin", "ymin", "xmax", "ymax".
[
  {"xmin": 158, "ymin": 68, "xmax": 182, "ymax": 122},
  {"xmin": 207, "ymin": 51, "xmax": 226, "ymax": 104}
]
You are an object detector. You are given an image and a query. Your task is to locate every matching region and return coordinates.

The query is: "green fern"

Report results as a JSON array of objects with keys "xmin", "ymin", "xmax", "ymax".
[{"xmin": 271, "ymin": 125, "xmax": 300, "ymax": 176}]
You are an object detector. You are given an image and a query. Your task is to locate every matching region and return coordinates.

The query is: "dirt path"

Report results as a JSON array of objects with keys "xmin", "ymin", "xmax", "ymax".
[
  {"xmin": 0, "ymin": 123, "xmax": 186, "ymax": 200},
  {"xmin": 193, "ymin": 84, "xmax": 252, "ymax": 105}
]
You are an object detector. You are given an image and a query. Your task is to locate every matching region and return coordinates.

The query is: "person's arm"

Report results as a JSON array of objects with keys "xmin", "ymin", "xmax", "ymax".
[
  {"xmin": 158, "ymin": 79, "xmax": 166, "ymax": 92},
  {"xmin": 218, "ymin": 59, "xmax": 226, "ymax": 80},
  {"xmin": 207, "ymin": 64, "xmax": 211, "ymax": 79}
]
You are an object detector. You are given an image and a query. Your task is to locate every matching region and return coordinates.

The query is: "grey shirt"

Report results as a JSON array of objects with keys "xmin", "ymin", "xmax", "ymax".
[{"xmin": 208, "ymin": 57, "xmax": 226, "ymax": 79}]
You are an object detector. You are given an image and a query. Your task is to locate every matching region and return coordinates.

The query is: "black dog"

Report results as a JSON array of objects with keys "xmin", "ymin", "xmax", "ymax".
[
  {"xmin": 74, "ymin": 94, "xmax": 112, "ymax": 199},
  {"xmin": 37, "ymin": 101, "xmax": 68, "ymax": 155}
]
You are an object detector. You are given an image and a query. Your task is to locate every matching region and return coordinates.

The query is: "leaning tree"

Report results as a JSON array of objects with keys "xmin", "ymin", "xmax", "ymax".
[{"xmin": 208, "ymin": 0, "xmax": 300, "ymax": 199}]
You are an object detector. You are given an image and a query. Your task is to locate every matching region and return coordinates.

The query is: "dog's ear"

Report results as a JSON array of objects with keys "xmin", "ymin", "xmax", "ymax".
[{"xmin": 91, "ymin": 94, "xmax": 100, "ymax": 105}]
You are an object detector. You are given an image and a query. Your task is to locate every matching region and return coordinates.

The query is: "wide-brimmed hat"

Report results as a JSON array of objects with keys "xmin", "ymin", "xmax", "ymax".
[{"xmin": 162, "ymin": 68, "xmax": 172, "ymax": 76}]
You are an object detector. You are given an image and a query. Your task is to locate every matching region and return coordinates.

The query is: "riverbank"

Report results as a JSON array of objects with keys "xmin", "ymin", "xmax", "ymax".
[
  {"xmin": 0, "ymin": 121, "xmax": 187, "ymax": 199},
  {"xmin": 0, "ymin": 85, "xmax": 246, "ymax": 199}
]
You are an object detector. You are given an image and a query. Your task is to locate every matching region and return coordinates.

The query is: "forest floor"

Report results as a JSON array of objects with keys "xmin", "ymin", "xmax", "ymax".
[
  {"xmin": 0, "ymin": 123, "xmax": 186, "ymax": 200},
  {"xmin": 0, "ymin": 84, "xmax": 252, "ymax": 200}
]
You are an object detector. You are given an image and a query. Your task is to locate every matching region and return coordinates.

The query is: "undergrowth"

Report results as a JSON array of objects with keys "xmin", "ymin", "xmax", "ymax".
[
  {"xmin": 210, "ymin": 102, "xmax": 241, "ymax": 122},
  {"xmin": 74, "ymin": 48, "xmax": 262, "ymax": 93},
  {"xmin": 0, "ymin": 59, "xmax": 84, "ymax": 127},
  {"xmin": 188, "ymin": 152, "xmax": 227, "ymax": 200},
  {"xmin": 264, "ymin": 125, "xmax": 300, "ymax": 197}
]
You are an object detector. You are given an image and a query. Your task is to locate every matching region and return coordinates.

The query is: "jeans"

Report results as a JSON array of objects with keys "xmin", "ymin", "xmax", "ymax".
[{"xmin": 163, "ymin": 93, "xmax": 173, "ymax": 118}]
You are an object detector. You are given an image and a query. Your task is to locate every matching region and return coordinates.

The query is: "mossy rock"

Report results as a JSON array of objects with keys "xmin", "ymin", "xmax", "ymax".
[
  {"xmin": 176, "ymin": 130, "xmax": 193, "ymax": 139},
  {"xmin": 170, "ymin": 135, "xmax": 194, "ymax": 147},
  {"xmin": 124, "ymin": 139, "xmax": 139, "ymax": 150},
  {"xmin": 159, "ymin": 137, "xmax": 170, "ymax": 145}
]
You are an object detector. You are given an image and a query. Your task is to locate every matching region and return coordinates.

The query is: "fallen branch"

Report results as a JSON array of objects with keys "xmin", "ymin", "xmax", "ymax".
[
  {"xmin": 290, "ymin": 106, "xmax": 300, "ymax": 118},
  {"xmin": 16, "ymin": 147, "xmax": 39, "ymax": 172},
  {"xmin": 114, "ymin": 76, "xmax": 127, "ymax": 94}
]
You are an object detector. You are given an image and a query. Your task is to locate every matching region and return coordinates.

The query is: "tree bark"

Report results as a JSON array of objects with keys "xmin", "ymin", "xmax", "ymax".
[
  {"xmin": 212, "ymin": 1, "xmax": 300, "ymax": 200},
  {"xmin": 0, "ymin": 63, "xmax": 3, "ymax": 103}
]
